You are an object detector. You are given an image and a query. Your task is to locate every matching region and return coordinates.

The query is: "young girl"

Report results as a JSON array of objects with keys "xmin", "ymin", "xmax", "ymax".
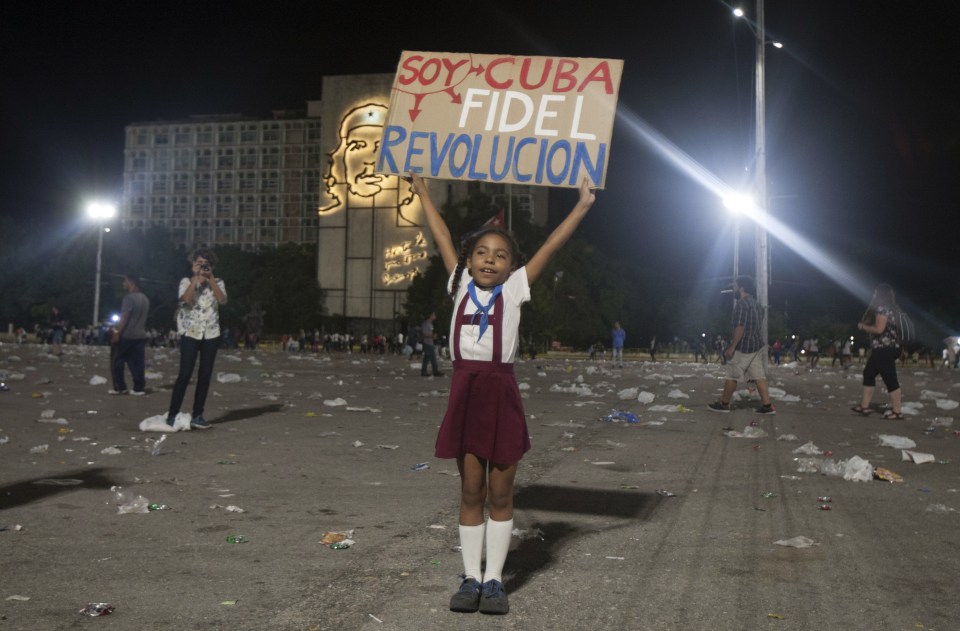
[{"xmin": 409, "ymin": 172, "xmax": 596, "ymax": 615}]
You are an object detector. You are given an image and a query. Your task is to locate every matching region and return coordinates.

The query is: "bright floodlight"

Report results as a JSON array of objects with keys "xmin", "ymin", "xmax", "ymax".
[
  {"xmin": 733, "ymin": 8, "xmax": 745, "ymax": 18},
  {"xmin": 772, "ymin": 41, "xmax": 784, "ymax": 49},
  {"xmin": 86, "ymin": 201, "xmax": 116, "ymax": 220},
  {"xmin": 723, "ymin": 193, "xmax": 755, "ymax": 214}
]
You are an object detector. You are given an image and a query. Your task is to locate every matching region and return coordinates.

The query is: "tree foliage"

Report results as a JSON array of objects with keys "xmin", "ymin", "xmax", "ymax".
[{"xmin": 0, "ymin": 218, "xmax": 323, "ymax": 336}]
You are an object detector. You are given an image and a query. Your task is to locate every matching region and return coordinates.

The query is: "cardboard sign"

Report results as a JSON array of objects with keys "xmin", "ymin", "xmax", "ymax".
[{"xmin": 377, "ymin": 51, "xmax": 623, "ymax": 188}]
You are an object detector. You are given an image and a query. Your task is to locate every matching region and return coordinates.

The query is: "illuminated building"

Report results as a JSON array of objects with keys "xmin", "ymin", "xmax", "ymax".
[
  {"xmin": 119, "ymin": 73, "xmax": 548, "ymax": 326},
  {"xmin": 120, "ymin": 110, "xmax": 323, "ymax": 250}
]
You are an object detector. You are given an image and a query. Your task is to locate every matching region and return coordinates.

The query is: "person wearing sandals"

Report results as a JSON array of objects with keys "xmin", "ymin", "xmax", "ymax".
[
  {"xmin": 707, "ymin": 276, "xmax": 776, "ymax": 414},
  {"xmin": 852, "ymin": 284, "xmax": 903, "ymax": 419},
  {"xmin": 166, "ymin": 248, "xmax": 227, "ymax": 429}
]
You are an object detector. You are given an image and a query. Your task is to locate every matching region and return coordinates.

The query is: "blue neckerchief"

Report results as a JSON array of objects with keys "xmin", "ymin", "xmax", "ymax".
[{"xmin": 467, "ymin": 280, "xmax": 502, "ymax": 342}]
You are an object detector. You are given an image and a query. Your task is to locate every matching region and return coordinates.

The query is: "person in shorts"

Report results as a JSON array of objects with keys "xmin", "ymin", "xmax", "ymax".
[{"xmin": 708, "ymin": 276, "xmax": 776, "ymax": 414}]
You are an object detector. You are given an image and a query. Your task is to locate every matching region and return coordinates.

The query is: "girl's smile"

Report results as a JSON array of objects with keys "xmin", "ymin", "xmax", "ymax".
[{"xmin": 467, "ymin": 233, "xmax": 514, "ymax": 288}]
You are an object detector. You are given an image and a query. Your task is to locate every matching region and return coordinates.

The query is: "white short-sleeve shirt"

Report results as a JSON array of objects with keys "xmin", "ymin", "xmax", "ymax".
[
  {"xmin": 177, "ymin": 278, "xmax": 226, "ymax": 340},
  {"xmin": 447, "ymin": 267, "xmax": 530, "ymax": 364}
]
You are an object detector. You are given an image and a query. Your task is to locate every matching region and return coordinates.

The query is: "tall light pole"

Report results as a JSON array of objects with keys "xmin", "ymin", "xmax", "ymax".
[
  {"xmin": 86, "ymin": 201, "xmax": 116, "ymax": 327},
  {"xmin": 735, "ymin": 1, "xmax": 780, "ymax": 356},
  {"xmin": 754, "ymin": 0, "xmax": 770, "ymax": 355}
]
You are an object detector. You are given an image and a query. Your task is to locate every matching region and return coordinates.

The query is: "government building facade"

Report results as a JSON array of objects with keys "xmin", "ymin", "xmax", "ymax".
[{"xmin": 119, "ymin": 74, "xmax": 548, "ymax": 327}]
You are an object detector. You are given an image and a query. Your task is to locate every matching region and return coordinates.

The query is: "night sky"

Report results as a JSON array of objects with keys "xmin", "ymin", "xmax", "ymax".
[{"xmin": 2, "ymin": 0, "xmax": 958, "ymax": 321}]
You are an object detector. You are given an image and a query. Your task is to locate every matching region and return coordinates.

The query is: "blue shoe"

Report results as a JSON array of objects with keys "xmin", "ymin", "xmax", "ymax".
[
  {"xmin": 449, "ymin": 577, "xmax": 481, "ymax": 613},
  {"xmin": 478, "ymin": 579, "xmax": 509, "ymax": 615},
  {"xmin": 166, "ymin": 414, "xmax": 177, "ymax": 427},
  {"xmin": 190, "ymin": 415, "xmax": 212, "ymax": 429}
]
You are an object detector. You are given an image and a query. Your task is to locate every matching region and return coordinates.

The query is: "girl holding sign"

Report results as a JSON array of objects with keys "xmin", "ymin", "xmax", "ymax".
[{"xmin": 408, "ymin": 172, "xmax": 596, "ymax": 615}]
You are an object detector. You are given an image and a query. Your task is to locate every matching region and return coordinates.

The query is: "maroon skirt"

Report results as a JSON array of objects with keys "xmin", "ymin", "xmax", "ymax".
[{"xmin": 434, "ymin": 360, "xmax": 530, "ymax": 464}]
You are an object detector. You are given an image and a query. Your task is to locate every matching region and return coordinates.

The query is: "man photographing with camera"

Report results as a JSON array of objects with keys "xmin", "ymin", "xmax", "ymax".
[{"xmin": 161, "ymin": 248, "xmax": 228, "ymax": 430}]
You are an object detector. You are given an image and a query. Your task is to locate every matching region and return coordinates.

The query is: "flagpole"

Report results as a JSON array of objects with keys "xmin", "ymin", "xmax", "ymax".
[{"xmin": 507, "ymin": 183, "xmax": 512, "ymax": 232}]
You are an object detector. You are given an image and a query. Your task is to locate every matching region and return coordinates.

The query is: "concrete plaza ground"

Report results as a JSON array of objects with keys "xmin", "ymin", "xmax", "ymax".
[{"xmin": 1, "ymin": 342, "xmax": 959, "ymax": 630}]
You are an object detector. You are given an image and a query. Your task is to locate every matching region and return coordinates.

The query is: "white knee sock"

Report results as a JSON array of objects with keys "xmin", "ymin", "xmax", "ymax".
[
  {"xmin": 482, "ymin": 517, "xmax": 513, "ymax": 583},
  {"xmin": 459, "ymin": 523, "xmax": 485, "ymax": 581}
]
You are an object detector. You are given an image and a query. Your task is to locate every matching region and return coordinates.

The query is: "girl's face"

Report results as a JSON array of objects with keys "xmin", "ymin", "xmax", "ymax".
[{"xmin": 467, "ymin": 233, "xmax": 514, "ymax": 289}]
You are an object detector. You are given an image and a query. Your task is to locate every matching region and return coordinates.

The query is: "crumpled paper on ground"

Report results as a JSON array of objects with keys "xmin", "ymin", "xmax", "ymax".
[
  {"xmin": 843, "ymin": 456, "xmax": 874, "ymax": 481},
  {"xmin": 901, "ymin": 449, "xmax": 935, "ymax": 464},
  {"xmin": 139, "ymin": 413, "xmax": 192, "ymax": 433},
  {"xmin": 637, "ymin": 391, "xmax": 656, "ymax": 404},
  {"xmin": 774, "ymin": 536, "xmax": 817, "ymax": 548},
  {"xmin": 792, "ymin": 441, "xmax": 822, "ymax": 455},
  {"xmin": 879, "ymin": 434, "xmax": 916, "ymax": 449},
  {"xmin": 724, "ymin": 425, "xmax": 768, "ymax": 438}
]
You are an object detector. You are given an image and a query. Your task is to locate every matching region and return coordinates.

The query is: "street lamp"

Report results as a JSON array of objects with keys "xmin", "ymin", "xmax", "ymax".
[
  {"xmin": 722, "ymin": 193, "xmax": 754, "ymax": 284},
  {"xmin": 734, "ymin": 1, "xmax": 779, "ymax": 357},
  {"xmin": 85, "ymin": 201, "xmax": 116, "ymax": 327}
]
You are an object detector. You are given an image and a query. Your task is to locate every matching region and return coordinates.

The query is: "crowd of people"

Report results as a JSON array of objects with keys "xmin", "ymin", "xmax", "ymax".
[{"xmin": 276, "ymin": 329, "xmax": 450, "ymax": 358}]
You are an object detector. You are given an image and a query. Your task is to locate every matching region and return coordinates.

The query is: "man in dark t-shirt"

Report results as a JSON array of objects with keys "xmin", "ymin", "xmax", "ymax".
[{"xmin": 111, "ymin": 274, "xmax": 150, "ymax": 395}]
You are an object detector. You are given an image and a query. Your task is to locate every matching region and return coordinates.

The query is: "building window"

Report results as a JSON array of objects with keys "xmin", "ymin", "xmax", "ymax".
[
  {"xmin": 239, "ymin": 196, "xmax": 257, "ymax": 216},
  {"xmin": 240, "ymin": 123, "xmax": 258, "ymax": 143},
  {"xmin": 215, "ymin": 221, "xmax": 234, "ymax": 242},
  {"xmin": 215, "ymin": 196, "xmax": 234, "ymax": 217},
  {"xmin": 262, "ymin": 171, "xmax": 279, "ymax": 192},
  {"xmin": 196, "ymin": 149, "xmax": 212, "ymax": 169},
  {"xmin": 239, "ymin": 219, "xmax": 256, "ymax": 242},
  {"xmin": 151, "ymin": 174, "xmax": 169, "ymax": 194},
  {"xmin": 239, "ymin": 171, "xmax": 257, "ymax": 193},
  {"xmin": 131, "ymin": 173, "xmax": 147, "ymax": 195},
  {"xmin": 154, "ymin": 150, "xmax": 170, "ymax": 171},
  {"xmin": 218, "ymin": 125, "xmax": 235, "ymax": 144},
  {"xmin": 216, "ymin": 172, "xmax": 234, "ymax": 193},
  {"xmin": 283, "ymin": 172, "xmax": 303, "ymax": 193},
  {"xmin": 174, "ymin": 128, "xmax": 193, "ymax": 145},
  {"xmin": 154, "ymin": 130, "xmax": 169, "ymax": 145},
  {"xmin": 263, "ymin": 123, "xmax": 280, "ymax": 143},
  {"xmin": 197, "ymin": 126, "xmax": 214, "ymax": 145},
  {"xmin": 262, "ymin": 147, "xmax": 280, "ymax": 169},
  {"xmin": 283, "ymin": 145, "xmax": 303, "ymax": 168},
  {"xmin": 174, "ymin": 149, "xmax": 192, "ymax": 170},
  {"xmin": 195, "ymin": 197, "xmax": 211, "ymax": 217},
  {"xmin": 172, "ymin": 173, "xmax": 190, "ymax": 194},
  {"xmin": 195, "ymin": 173, "xmax": 211, "ymax": 193},
  {"xmin": 239, "ymin": 148, "xmax": 258, "ymax": 169},
  {"xmin": 131, "ymin": 151, "xmax": 148, "ymax": 170},
  {"xmin": 262, "ymin": 196, "xmax": 279, "ymax": 217},
  {"xmin": 305, "ymin": 146, "xmax": 321, "ymax": 168},
  {"xmin": 217, "ymin": 148, "xmax": 235, "ymax": 169},
  {"xmin": 172, "ymin": 197, "xmax": 190, "ymax": 218},
  {"xmin": 149, "ymin": 198, "xmax": 167, "ymax": 219}
]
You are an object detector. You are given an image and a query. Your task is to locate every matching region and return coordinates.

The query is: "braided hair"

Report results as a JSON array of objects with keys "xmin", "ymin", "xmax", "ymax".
[{"xmin": 449, "ymin": 227, "xmax": 525, "ymax": 300}]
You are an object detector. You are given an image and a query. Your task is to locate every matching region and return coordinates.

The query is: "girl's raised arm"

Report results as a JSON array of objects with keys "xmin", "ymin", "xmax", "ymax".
[
  {"xmin": 409, "ymin": 173, "xmax": 459, "ymax": 276},
  {"xmin": 525, "ymin": 178, "xmax": 596, "ymax": 285}
]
